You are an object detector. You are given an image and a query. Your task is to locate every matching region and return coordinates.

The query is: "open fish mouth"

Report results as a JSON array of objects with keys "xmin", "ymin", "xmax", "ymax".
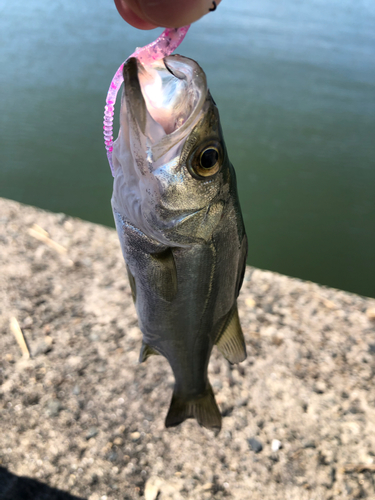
[{"xmin": 122, "ymin": 55, "xmax": 208, "ymax": 161}]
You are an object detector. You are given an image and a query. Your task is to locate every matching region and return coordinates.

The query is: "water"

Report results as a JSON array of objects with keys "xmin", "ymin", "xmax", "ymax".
[{"xmin": 1, "ymin": 0, "xmax": 374, "ymax": 297}]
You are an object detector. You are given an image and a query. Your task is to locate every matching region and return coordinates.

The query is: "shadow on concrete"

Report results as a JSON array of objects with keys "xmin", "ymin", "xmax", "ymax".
[{"xmin": 0, "ymin": 467, "xmax": 86, "ymax": 500}]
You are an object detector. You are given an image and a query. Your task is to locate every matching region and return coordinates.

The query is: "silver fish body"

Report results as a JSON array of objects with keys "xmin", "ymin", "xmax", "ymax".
[{"xmin": 111, "ymin": 55, "xmax": 247, "ymax": 431}]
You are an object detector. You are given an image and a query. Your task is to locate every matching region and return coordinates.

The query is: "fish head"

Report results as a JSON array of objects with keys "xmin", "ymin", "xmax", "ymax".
[{"xmin": 112, "ymin": 55, "xmax": 232, "ymax": 245}]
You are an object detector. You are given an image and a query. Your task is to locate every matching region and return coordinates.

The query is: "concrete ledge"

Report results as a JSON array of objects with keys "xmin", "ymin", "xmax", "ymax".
[{"xmin": 1, "ymin": 197, "xmax": 375, "ymax": 500}]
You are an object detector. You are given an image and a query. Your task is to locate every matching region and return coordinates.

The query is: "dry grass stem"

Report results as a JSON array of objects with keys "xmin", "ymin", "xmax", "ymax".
[
  {"xmin": 9, "ymin": 317, "xmax": 30, "ymax": 358},
  {"xmin": 27, "ymin": 224, "xmax": 67, "ymax": 255},
  {"xmin": 342, "ymin": 464, "xmax": 375, "ymax": 474}
]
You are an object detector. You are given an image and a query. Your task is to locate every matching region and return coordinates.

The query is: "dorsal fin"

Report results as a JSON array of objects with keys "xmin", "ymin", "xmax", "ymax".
[
  {"xmin": 215, "ymin": 304, "xmax": 247, "ymax": 364},
  {"xmin": 139, "ymin": 342, "xmax": 160, "ymax": 363}
]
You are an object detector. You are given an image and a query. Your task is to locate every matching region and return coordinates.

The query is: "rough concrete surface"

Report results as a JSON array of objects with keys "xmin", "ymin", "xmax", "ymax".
[{"xmin": 0, "ymin": 197, "xmax": 375, "ymax": 500}]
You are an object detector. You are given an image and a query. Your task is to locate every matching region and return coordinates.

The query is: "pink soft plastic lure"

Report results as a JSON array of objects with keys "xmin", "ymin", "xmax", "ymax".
[{"xmin": 103, "ymin": 26, "xmax": 190, "ymax": 176}]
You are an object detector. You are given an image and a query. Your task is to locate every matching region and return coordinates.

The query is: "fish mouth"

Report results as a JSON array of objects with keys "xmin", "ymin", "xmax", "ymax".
[{"xmin": 122, "ymin": 55, "xmax": 207, "ymax": 161}]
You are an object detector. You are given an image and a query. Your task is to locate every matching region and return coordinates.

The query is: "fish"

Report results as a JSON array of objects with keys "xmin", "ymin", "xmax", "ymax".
[{"xmin": 110, "ymin": 52, "xmax": 248, "ymax": 432}]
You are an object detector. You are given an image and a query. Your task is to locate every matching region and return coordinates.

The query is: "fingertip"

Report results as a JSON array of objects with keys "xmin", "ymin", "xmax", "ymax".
[
  {"xmin": 114, "ymin": 0, "xmax": 157, "ymax": 30},
  {"xmin": 138, "ymin": 0, "xmax": 223, "ymax": 29},
  {"xmin": 114, "ymin": 0, "xmax": 222, "ymax": 30}
]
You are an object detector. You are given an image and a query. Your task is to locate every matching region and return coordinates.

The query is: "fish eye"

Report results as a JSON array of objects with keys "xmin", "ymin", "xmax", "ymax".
[
  {"xmin": 200, "ymin": 148, "xmax": 219, "ymax": 170},
  {"xmin": 189, "ymin": 142, "xmax": 222, "ymax": 179}
]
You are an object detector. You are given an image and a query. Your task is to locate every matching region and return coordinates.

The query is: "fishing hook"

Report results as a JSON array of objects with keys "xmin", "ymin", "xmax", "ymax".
[{"xmin": 209, "ymin": 1, "xmax": 217, "ymax": 12}]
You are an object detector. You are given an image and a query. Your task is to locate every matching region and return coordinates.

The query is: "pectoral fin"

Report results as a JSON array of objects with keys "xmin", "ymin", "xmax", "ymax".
[
  {"xmin": 215, "ymin": 304, "xmax": 247, "ymax": 364},
  {"xmin": 113, "ymin": 213, "xmax": 177, "ymax": 303},
  {"xmin": 165, "ymin": 384, "xmax": 222, "ymax": 432},
  {"xmin": 126, "ymin": 264, "xmax": 136, "ymax": 303},
  {"xmin": 149, "ymin": 248, "xmax": 177, "ymax": 302},
  {"xmin": 139, "ymin": 342, "xmax": 160, "ymax": 363}
]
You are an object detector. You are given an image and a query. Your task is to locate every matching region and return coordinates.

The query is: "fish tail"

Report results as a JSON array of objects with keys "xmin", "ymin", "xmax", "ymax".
[{"xmin": 165, "ymin": 384, "xmax": 222, "ymax": 432}]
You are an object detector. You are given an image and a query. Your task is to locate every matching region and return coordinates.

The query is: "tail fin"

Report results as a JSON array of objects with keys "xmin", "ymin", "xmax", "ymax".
[{"xmin": 165, "ymin": 384, "xmax": 222, "ymax": 432}]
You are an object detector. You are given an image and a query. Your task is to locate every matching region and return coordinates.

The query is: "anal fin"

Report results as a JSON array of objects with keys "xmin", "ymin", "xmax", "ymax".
[
  {"xmin": 215, "ymin": 304, "xmax": 247, "ymax": 364},
  {"xmin": 165, "ymin": 384, "xmax": 221, "ymax": 432},
  {"xmin": 139, "ymin": 342, "xmax": 160, "ymax": 363}
]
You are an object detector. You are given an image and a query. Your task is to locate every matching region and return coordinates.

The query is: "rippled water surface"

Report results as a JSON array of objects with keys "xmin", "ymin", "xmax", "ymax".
[{"xmin": 1, "ymin": 0, "xmax": 374, "ymax": 296}]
